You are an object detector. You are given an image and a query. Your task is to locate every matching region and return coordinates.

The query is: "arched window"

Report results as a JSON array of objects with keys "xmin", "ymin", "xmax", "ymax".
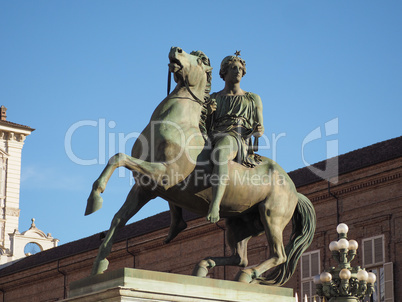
[{"xmin": 24, "ymin": 242, "xmax": 42, "ymax": 256}]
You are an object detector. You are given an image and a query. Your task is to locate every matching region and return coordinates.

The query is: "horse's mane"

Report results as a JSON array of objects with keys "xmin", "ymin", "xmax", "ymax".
[{"xmin": 190, "ymin": 50, "xmax": 212, "ymax": 139}]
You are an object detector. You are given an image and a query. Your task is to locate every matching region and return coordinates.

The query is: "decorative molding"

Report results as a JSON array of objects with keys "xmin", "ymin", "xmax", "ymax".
[
  {"xmin": 0, "ymin": 131, "xmax": 26, "ymax": 143},
  {"xmin": 309, "ymin": 171, "xmax": 401, "ymax": 203},
  {"xmin": 5, "ymin": 208, "xmax": 20, "ymax": 217},
  {"xmin": 353, "ymin": 214, "xmax": 392, "ymax": 229},
  {"xmin": 16, "ymin": 134, "xmax": 26, "ymax": 143},
  {"xmin": 0, "ymin": 149, "xmax": 8, "ymax": 158}
]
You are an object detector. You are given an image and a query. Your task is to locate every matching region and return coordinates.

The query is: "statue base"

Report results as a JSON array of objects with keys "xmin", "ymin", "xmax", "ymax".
[
  {"xmin": 63, "ymin": 268, "xmax": 294, "ymax": 302},
  {"xmin": 329, "ymin": 298, "xmax": 360, "ymax": 302}
]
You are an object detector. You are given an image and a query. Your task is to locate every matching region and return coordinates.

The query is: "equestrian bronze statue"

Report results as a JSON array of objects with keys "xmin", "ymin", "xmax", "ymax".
[{"xmin": 85, "ymin": 47, "xmax": 316, "ymax": 285}]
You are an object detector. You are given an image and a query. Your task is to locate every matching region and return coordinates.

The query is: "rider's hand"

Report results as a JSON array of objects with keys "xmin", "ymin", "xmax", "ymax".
[
  {"xmin": 253, "ymin": 125, "xmax": 264, "ymax": 138},
  {"xmin": 208, "ymin": 100, "xmax": 217, "ymax": 114}
]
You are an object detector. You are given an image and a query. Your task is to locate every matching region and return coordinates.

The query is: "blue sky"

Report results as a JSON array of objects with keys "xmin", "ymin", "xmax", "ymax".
[{"xmin": 1, "ymin": 1, "xmax": 401, "ymax": 245}]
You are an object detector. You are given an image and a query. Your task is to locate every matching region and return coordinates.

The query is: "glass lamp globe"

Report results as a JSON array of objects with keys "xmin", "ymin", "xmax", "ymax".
[
  {"xmin": 339, "ymin": 268, "xmax": 352, "ymax": 280},
  {"xmin": 320, "ymin": 272, "xmax": 332, "ymax": 283},
  {"xmin": 337, "ymin": 223, "xmax": 349, "ymax": 234},
  {"xmin": 357, "ymin": 269, "xmax": 369, "ymax": 281},
  {"xmin": 348, "ymin": 239, "xmax": 358, "ymax": 250},
  {"xmin": 329, "ymin": 241, "xmax": 339, "ymax": 251},
  {"xmin": 338, "ymin": 238, "xmax": 349, "ymax": 250},
  {"xmin": 313, "ymin": 274, "xmax": 321, "ymax": 284},
  {"xmin": 367, "ymin": 272, "xmax": 377, "ymax": 284}
]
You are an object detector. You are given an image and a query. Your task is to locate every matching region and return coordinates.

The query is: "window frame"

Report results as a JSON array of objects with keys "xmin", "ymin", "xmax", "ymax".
[
  {"xmin": 300, "ymin": 249, "xmax": 321, "ymax": 302},
  {"xmin": 362, "ymin": 234, "xmax": 385, "ymax": 268}
]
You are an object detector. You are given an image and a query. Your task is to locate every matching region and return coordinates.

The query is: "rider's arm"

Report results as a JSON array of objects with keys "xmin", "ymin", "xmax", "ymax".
[
  {"xmin": 253, "ymin": 94, "xmax": 264, "ymax": 137},
  {"xmin": 205, "ymin": 93, "xmax": 217, "ymax": 133}
]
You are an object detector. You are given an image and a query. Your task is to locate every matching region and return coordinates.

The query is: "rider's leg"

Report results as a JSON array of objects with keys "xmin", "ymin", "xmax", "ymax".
[{"xmin": 207, "ymin": 136, "xmax": 238, "ymax": 223}]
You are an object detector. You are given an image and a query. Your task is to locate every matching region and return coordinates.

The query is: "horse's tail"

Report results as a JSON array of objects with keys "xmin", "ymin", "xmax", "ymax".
[{"xmin": 263, "ymin": 192, "xmax": 316, "ymax": 286}]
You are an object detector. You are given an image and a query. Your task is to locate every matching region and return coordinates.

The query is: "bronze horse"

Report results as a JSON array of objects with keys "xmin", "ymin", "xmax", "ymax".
[{"xmin": 85, "ymin": 47, "xmax": 316, "ymax": 285}]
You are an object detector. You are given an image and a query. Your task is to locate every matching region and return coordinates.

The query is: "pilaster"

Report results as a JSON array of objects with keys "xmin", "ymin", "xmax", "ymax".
[
  {"xmin": 2, "ymin": 132, "xmax": 26, "ymax": 250},
  {"xmin": 0, "ymin": 109, "xmax": 34, "ymax": 262}
]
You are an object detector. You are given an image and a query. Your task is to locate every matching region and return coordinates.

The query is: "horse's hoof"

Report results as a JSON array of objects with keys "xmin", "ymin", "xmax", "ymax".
[
  {"xmin": 164, "ymin": 220, "xmax": 187, "ymax": 244},
  {"xmin": 85, "ymin": 191, "xmax": 104, "ymax": 215},
  {"xmin": 91, "ymin": 259, "xmax": 109, "ymax": 275},
  {"xmin": 193, "ymin": 265, "xmax": 209, "ymax": 277},
  {"xmin": 236, "ymin": 268, "xmax": 256, "ymax": 283},
  {"xmin": 192, "ymin": 259, "xmax": 215, "ymax": 277}
]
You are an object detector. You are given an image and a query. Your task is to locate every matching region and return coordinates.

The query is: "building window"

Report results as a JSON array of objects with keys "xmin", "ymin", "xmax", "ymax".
[
  {"xmin": 362, "ymin": 235, "xmax": 394, "ymax": 302},
  {"xmin": 301, "ymin": 250, "xmax": 321, "ymax": 302},
  {"xmin": 363, "ymin": 235, "xmax": 385, "ymax": 267}
]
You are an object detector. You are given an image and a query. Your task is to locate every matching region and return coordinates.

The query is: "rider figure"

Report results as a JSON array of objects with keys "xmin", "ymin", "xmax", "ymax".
[
  {"xmin": 165, "ymin": 52, "xmax": 265, "ymax": 243},
  {"xmin": 206, "ymin": 53, "xmax": 264, "ymax": 223}
]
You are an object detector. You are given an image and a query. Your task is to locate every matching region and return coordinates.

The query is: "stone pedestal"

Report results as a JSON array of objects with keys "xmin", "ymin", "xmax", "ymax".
[{"xmin": 64, "ymin": 268, "xmax": 294, "ymax": 302}]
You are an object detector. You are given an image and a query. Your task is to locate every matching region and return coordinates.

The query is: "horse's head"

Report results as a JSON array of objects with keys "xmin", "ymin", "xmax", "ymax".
[{"xmin": 169, "ymin": 47, "xmax": 212, "ymax": 101}]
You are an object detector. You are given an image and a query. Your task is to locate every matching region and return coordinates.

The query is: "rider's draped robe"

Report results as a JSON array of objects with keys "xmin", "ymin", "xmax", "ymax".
[{"xmin": 209, "ymin": 92, "xmax": 261, "ymax": 168}]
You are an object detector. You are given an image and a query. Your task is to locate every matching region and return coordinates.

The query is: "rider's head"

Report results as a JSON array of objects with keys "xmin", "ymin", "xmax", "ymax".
[{"xmin": 219, "ymin": 55, "xmax": 247, "ymax": 80}]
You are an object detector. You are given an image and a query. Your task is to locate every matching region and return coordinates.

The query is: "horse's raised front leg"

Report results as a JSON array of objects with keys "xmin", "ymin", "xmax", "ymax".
[
  {"xmin": 86, "ymin": 153, "xmax": 167, "ymax": 215},
  {"xmin": 86, "ymin": 162, "xmax": 117, "ymax": 215},
  {"xmin": 91, "ymin": 184, "xmax": 154, "ymax": 275}
]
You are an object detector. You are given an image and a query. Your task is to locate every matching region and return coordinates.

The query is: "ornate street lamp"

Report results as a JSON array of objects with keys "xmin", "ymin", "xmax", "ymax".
[{"xmin": 314, "ymin": 223, "xmax": 376, "ymax": 302}]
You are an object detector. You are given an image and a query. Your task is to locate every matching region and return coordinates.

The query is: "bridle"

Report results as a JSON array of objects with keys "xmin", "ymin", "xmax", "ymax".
[{"xmin": 167, "ymin": 63, "xmax": 205, "ymax": 106}]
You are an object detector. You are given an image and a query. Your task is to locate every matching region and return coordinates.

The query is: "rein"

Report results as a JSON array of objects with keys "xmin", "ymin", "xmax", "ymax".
[
  {"xmin": 167, "ymin": 68, "xmax": 172, "ymax": 96},
  {"xmin": 167, "ymin": 67, "xmax": 205, "ymax": 106},
  {"xmin": 184, "ymin": 75, "xmax": 204, "ymax": 106}
]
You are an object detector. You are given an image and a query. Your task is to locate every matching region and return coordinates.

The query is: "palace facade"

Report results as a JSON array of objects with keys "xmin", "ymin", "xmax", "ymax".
[
  {"xmin": 0, "ymin": 136, "xmax": 400, "ymax": 302},
  {"xmin": 0, "ymin": 106, "xmax": 58, "ymax": 267}
]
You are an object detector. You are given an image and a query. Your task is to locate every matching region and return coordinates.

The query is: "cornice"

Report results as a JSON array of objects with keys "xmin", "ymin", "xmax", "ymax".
[
  {"xmin": 0, "ymin": 131, "xmax": 27, "ymax": 143},
  {"xmin": 308, "ymin": 170, "xmax": 401, "ymax": 203},
  {"xmin": 0, "ymin": 120, "xmax": 34, "ymax": 133},
  {"xmin": 0, "ymin": 125, "xmax": 33, "ymax": 138}
]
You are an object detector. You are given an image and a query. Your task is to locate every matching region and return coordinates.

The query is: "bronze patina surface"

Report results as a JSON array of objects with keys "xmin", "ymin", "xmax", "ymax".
[{"xmin": 86, "ymin": 47, "xmax": 316, "ymax": 285}]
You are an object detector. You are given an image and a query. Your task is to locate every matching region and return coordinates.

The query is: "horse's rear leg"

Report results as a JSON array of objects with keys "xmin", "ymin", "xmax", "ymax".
[
  {"xmin": 193, "ymin": 238, "xmax": 251, "ymax": 277},
  {"xmin": 193, "ymin": 217, "xmax": 254, "ymax": 277},
  {"xmin": 91, "ymin": 185, "xmax": 154, "ymax": 275},
  {"xmin": 236, "ymin": 202, "xmax": 287, "ymax": 283}
]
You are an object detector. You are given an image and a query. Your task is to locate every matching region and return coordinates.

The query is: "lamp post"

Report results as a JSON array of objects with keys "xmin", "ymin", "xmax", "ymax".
[{"xmin": 314, "ymin": 223, "xmax": 376, "ymax": 302}]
